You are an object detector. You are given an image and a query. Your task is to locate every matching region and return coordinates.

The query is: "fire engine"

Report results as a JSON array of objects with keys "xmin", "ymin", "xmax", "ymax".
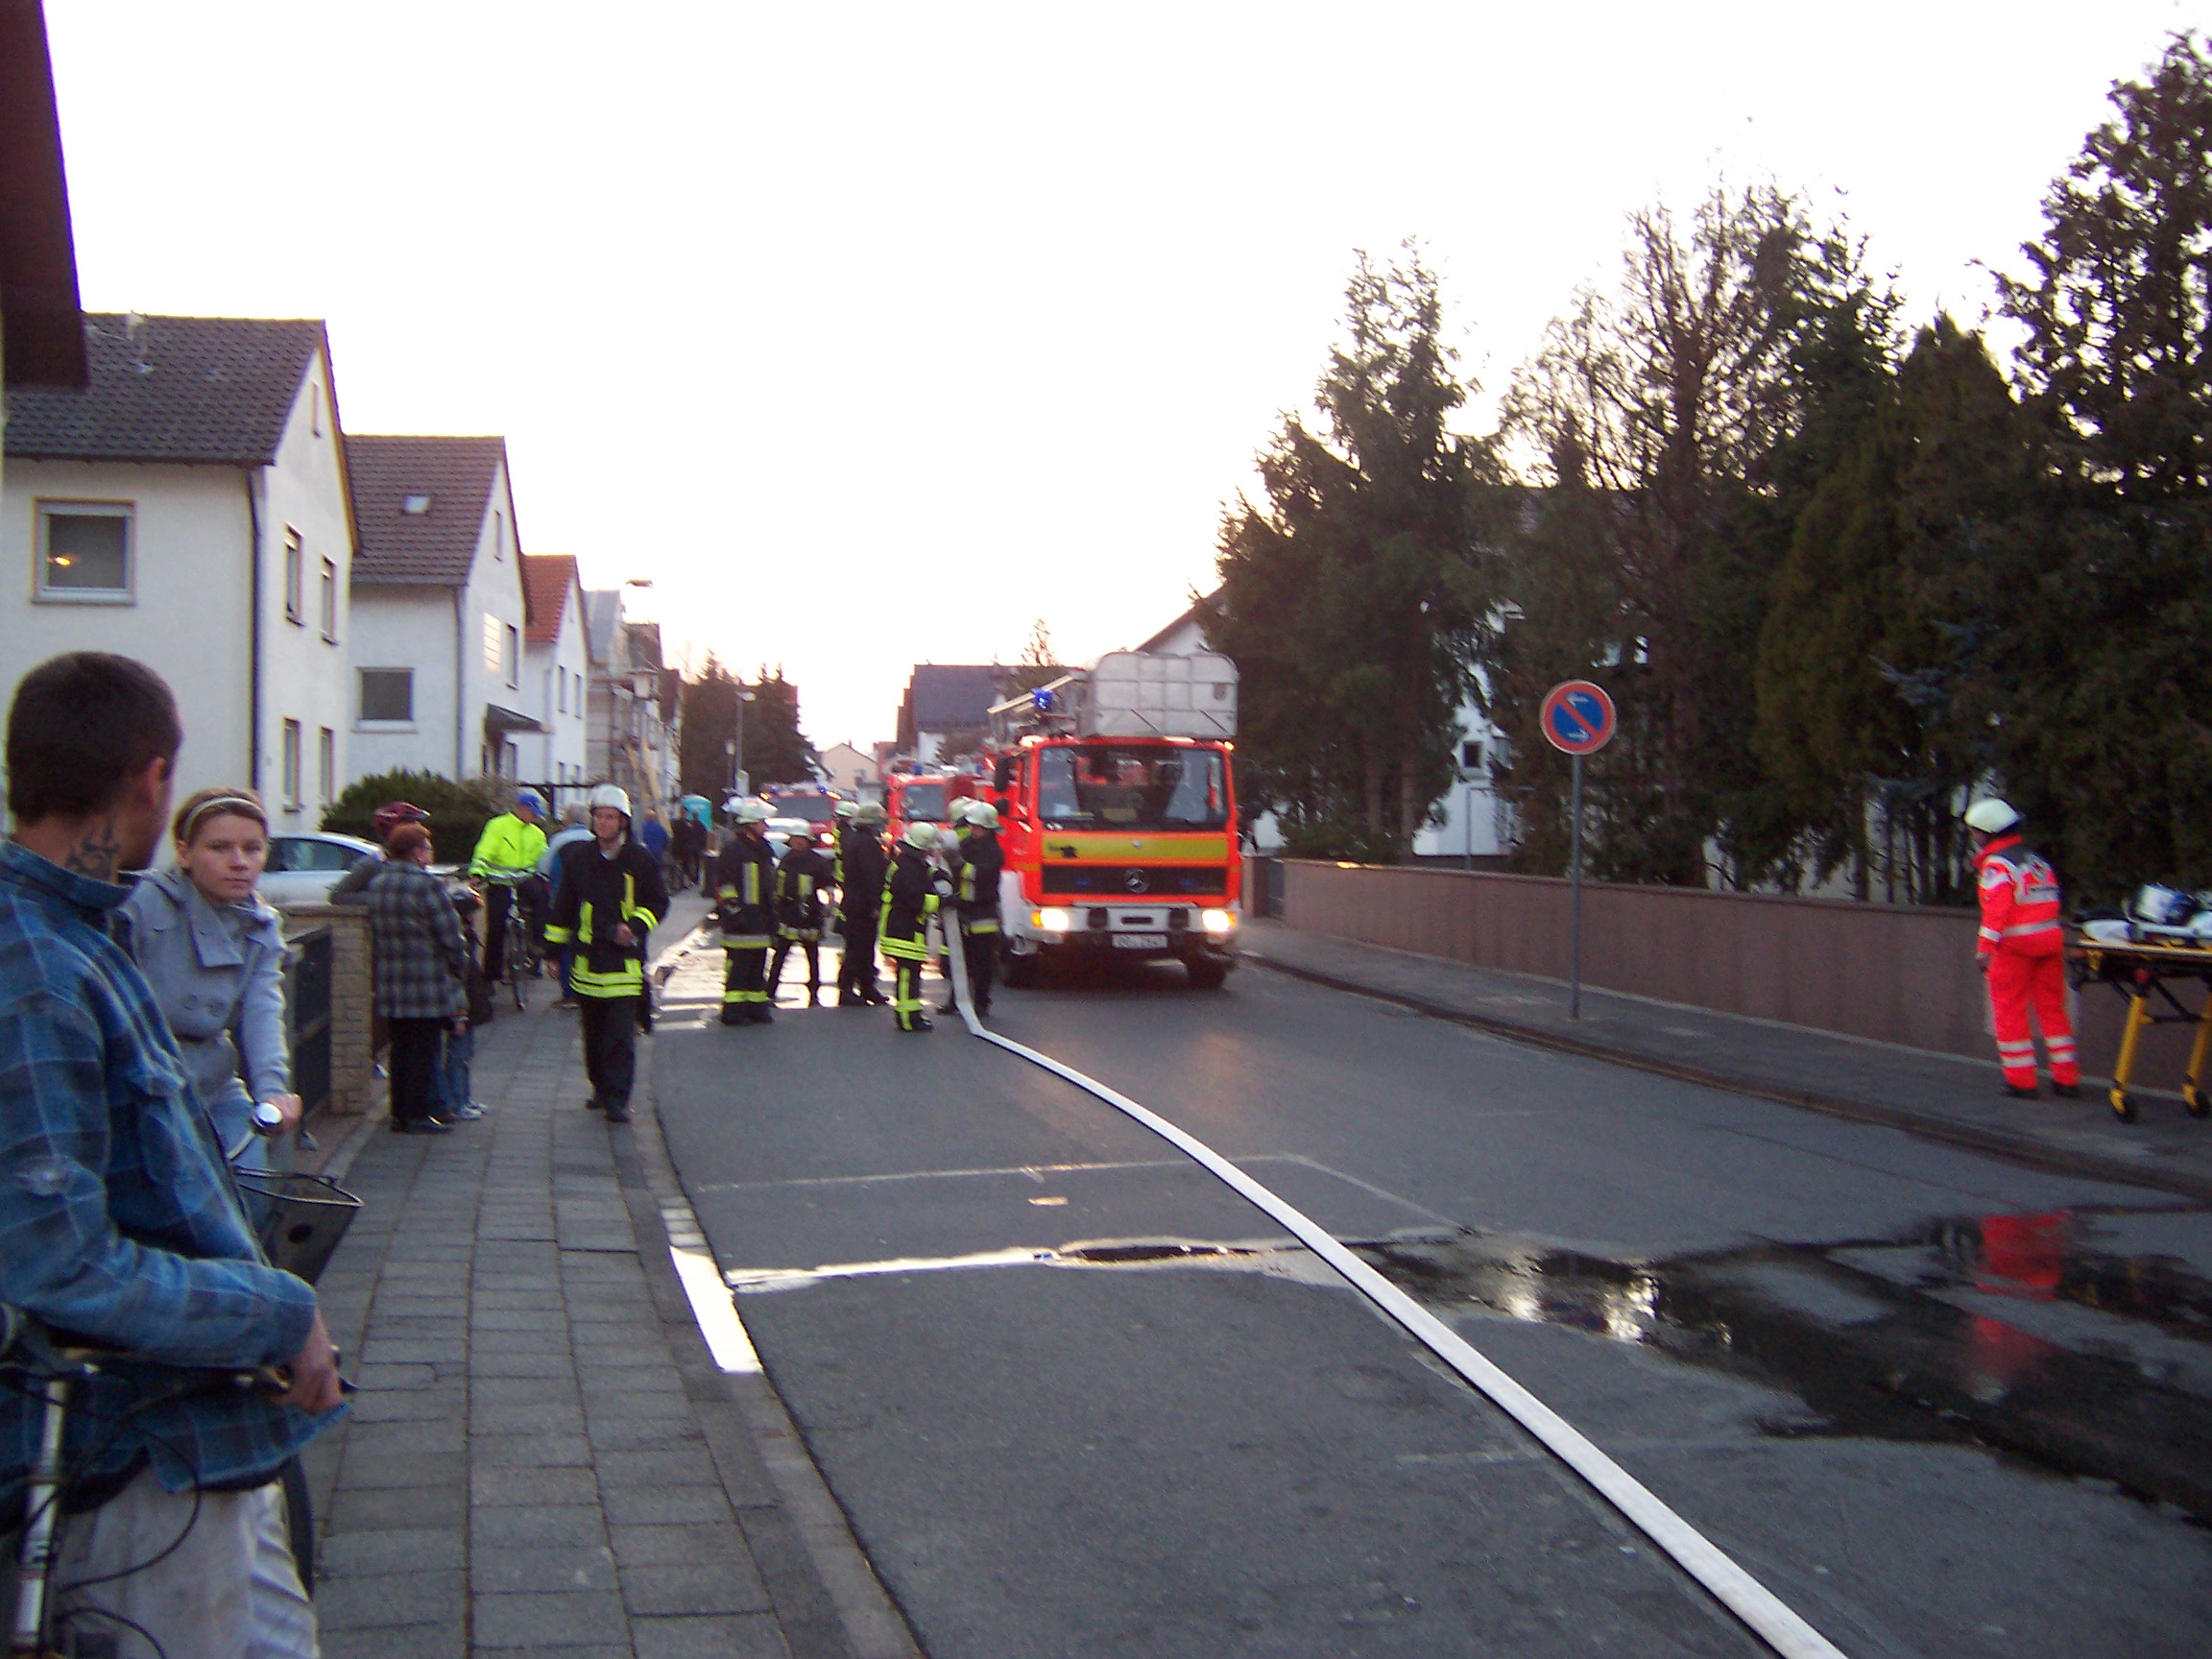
[
  {"xmin": 884, "ymin": 771, "xmax": 977, "ymax": 846},
  {"xmin": 979, "ymin": 651, "xmax": 1240, "ymax": 989}
]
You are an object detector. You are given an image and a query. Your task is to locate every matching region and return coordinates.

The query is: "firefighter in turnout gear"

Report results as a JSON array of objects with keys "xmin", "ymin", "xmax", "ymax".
[
  {"xmin": 1967, "ymin": 798, "xmax": 2080, "ymax": 1100},
  {"xmin": 716, "ymin": 798, "xmax": 779, "ymax": 1025},
  {"xmin": 836, "ymin": 802, "xmax": 889, "ymax": 1006},
  {"xmin": 880, "ymin": 821, "xmax": 947, "ymax": 1032},
  {"xmin": 953, "ymin": 802, "xmax": 1005, "ymax": 1019},
  {"xmin": 768, "ymin": 830, "xmax": 833, "ymax": 1005},
  {"xmin": 541, "ymin": 785, "xmax": 667, "ymax": 1123}
]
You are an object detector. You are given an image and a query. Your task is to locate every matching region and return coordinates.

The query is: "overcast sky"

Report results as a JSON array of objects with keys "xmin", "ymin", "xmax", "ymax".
[{"xmin": 43, "ymin": 1, "xmax": 2204, "ymax": 750}]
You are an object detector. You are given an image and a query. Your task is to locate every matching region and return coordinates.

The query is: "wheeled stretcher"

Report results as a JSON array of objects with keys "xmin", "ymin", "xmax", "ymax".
[{"xmin": 2068, "ymin": 933, "xmax": 2212, "ymax": 1124}]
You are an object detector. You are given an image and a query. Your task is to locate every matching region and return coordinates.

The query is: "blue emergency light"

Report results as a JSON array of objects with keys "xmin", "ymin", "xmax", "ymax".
[{"xmin": 1031, "ymin": 687, "xmax": 1055, "ymax": 712}]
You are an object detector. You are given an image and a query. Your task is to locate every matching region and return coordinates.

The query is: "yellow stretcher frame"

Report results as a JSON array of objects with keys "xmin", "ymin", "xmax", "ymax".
[{"xmin": 2068, "ymin": 933, "xmax": 2212, "ymax": 1125}]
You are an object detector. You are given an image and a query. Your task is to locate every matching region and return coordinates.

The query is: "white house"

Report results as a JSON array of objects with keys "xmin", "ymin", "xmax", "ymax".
[
  {"xmin": 2, "ymin": 313, "xmax": 356, "ymax": 824},
  {"xmin": 1132, "ymin": 591, "xmax": 1512, "ymax": 859},
  {"xmin": 520, "ymin": 553, "xmax": 589, "ymax": 791},
  {"xmin": 584, "ymin": 589, "xmax": 680, "ymax": 811},
  {"xmin": 819, "ymin": 741, "xmax": 878, "ymax": 796},
  {"xmin": 345, "ymin": 434, "xmax": 539, "ymax": 785}
]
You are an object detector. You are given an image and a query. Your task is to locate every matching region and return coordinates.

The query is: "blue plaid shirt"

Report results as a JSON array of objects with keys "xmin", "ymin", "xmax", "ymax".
[{"xmin": 0, "ymin": 840, "xmax": 337, "ymax": 1498}]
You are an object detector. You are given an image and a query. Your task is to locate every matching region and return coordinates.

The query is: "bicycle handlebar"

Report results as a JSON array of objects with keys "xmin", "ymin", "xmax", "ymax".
[{"xmin": 0, "ymin": 1302, "xmax": 297, "ymax": 1396}]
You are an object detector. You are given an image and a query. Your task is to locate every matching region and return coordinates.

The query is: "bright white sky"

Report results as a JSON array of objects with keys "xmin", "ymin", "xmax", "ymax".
[{"xmin": 43, "ymin": 1, "xmax": 2204, "ymax": 752}]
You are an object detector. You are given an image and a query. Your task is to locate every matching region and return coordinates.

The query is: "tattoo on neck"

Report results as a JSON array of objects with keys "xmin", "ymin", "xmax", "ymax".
[{"xmin": 62, "ymin": 821, "xmax": 123, "ymax": 881}]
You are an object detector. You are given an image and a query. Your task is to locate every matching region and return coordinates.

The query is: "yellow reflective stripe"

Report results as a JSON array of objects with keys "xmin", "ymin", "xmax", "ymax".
[
  {"xmin": 543, "ymin": 924, "xmax": 576, "ymax": 944},
  {"xmin": 1038, "ymin": 832, "xmax": 1231, "ymax": 861},
  {"xmin": 722, "ymin": 935, "xmax": 771, "ymax": 949},
  {"xmin": 578, "ymin": 902, "xmax": 594, "ymax": 944},
  {"xmin": 744, "ymin": 865, "xmax": 761, "ymax": 903},
  {"xmin": 629, "ymin": 908, "xmax": 660, "ymax": 931},
  {"xmin": 881, "ymin": 936, "xmax": 928, "ymax": 960}
]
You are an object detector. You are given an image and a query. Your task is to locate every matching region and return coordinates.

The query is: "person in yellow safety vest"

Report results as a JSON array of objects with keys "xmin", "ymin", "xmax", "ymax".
[
  {"xmin": 880, "ymin": 821, "xmax": 948, "ymax": 1033},
  {"xmin": 716, "ymin": 798, "xmax": 779, "ymax": 1026},
  {"xmin": 469, "ymin": 788, "xmax": 549, "ymax": 987},
  {"xmin": 953, "ymin": 802, "xmax": 1005, "ymax": 1019},
  {"xmin": 541, "ymin": 784, "xmax": 666, "ymax": 1123},
  {"xmin": 767, "ymin": 830, "xmax": 834, "ymax": 1006}
]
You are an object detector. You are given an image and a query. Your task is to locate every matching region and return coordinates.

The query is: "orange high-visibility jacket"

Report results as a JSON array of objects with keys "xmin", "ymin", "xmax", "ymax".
[{"xmin": 1974, "ymin": 833, "xmax": 2063, "ymax": 958}]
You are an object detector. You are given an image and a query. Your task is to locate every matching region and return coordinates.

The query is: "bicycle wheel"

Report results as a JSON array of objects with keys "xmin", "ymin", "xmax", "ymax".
[{"xmin": 281, "ymin": 1455, "xmax": 316, "ymax": 1598}]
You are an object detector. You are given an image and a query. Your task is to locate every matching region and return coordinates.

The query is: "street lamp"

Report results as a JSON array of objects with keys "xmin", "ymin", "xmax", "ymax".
[{"xmin": 732, "ymin": 688, "xmax": 757, "ymax": 796}]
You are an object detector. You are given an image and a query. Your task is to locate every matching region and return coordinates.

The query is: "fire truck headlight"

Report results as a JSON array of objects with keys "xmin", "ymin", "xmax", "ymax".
[
  {"xmin": 1200, "ymin": 907, "xmax": 1238, "ymax": 936},
  {"xmin": 1033, "ymin": 907, "xmax": 1073, "ymax": 934}
]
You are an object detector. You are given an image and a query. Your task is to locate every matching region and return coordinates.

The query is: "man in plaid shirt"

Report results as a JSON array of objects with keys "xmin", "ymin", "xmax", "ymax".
[{"xmin": 1, "ymin": 654, "xmax": 341, "ymax": 1655}]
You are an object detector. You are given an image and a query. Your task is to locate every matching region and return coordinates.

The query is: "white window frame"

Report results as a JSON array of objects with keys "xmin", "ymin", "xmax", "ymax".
[
  {"xmin": 283, "ymin": 528, "xmax": 304, "ymax": 625},
  {"xmin": 318, "ymin": 728, "xmax": 335, "ymax": 805},
  {"xmin": 357, "ymin": 666, "xmax": 416, "ymax": 730},
  {"xmin": 281, "ymin": 720, "xmax": 303, "ymax": 810},
  {"xmin": 34, "ymin": 500, "xmax": 134, "ymax": 604},
  {"xmin": 319, "ymin": 558, "xmax": 338, "ymax": 641},
  {"xmin": 505, "ymin": 624, "xmax": 520, "ymax": 689}
]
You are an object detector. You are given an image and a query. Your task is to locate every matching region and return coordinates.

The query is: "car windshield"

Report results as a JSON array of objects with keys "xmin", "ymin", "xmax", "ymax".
[
  {"xmin": 898, "ymin": 782, "xmax": 948, "ymax": 822},
  {"xmin": 1035, "ymin": 746, "xmax": 1229, "ymax": 830},
  {"xmin": 771, "ymin": 795, "xmax": 836, "ymax": 824}
]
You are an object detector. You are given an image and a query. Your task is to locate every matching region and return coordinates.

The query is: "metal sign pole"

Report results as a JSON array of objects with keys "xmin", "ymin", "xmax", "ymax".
[{"xmin": 1569, "ymin": 752, "xmax": 1584, "ymax": 1021}]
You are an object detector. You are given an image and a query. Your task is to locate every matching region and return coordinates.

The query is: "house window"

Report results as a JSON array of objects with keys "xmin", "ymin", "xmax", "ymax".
[
  {"xmin": 493, "ymin": 511, "xmax": 504, "ymax": 561},
  {"xmin": 36, "ymin": 503, "xmax": 132, "ymax": 600},
  {"xmin": 320, "ymin": 559, "xmax": 338, "ymax": 640},
  {"xmin": 483, "ymin": 613, "xmax": 502, "ymax": 674},
  {"xmin": 1460, "ymin": 740, "xmax": 1484, "ymax": 772},
  {"xmin": 505, "ymin": 624, "xmax": 519, "ymax": 688},
  {"xmin": 557, "ymin": 669, "xmax": 566, "ymax": 714},
  {"xmin": 310, "ymin": 384, "xmax": 322, "ymax": 437},
  {"xmin": 359, "ymin": 668, "xmax": 414, "ymax": 724},
  {"xmin": 283, "ymin": 529, "xmax": 303, "ymax": 624},
  {"xmin": 400, "ymin": 493, "xmax": 431, "ymax": 516},
  {"xmin": 281, "ymin": 721, "xmax": 302, "ymax": 808},
  {"xmin": 318, "ymin": 729, "xmax": 335, "ymax": 805}
]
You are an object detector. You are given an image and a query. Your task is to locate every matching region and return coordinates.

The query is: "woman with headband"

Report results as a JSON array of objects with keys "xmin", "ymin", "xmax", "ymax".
[{"xmin": 120, "ymin": 786, "xmax": 302, "ymax": 1168}]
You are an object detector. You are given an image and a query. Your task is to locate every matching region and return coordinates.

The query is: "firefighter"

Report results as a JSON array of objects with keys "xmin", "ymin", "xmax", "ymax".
[
  {"xmin": 1966, "ymin": 798, "xmax": 2080, "ymax": 1100},
  {"xmin": 768, "ymin": 830, "xmax": 834, "ymax": 1006},
  {"xmin": 836, "ymin": 802, "xmax": 890, "ymax": 1006},
  {"xmin": 934, "ymin": 797, "xmax": 975, "ymax": 997},
  {"xmin": 541, "ymin": 785, "xmax": 667, "ymax": 1123},
  {"xmin": 716, "ymin": 798, "xmax": 779, "ymax": 1025},
  {"xmin": 880, "ymin": 821, "xmax": 949, "ymax": 1032},
  {"xmin": 952, "ymin": 801, "xmax": 1005, "ymax": 1019}
]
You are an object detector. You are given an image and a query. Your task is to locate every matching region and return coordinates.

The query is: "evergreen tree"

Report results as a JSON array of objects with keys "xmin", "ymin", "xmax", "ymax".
[
  {"xmin": 1206, "ymin": 245, "xmax": 1494, "ymax": 857},
  {"xmin": 1988, "ymin": 32, "xmax": 2212, "ymax": 898},
  {"xmin": 744, "ymin": 667, "xmax": 816, "ymax": 787},
  {"xmin": 678, "ymin": 656, "xmax": 740, "ymax": 799}
]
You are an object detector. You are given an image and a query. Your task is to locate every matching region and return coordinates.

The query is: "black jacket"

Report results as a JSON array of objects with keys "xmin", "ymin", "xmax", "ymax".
[
  {"xmin": 837, "ymin": 828, "xmax": 888, "ymax": 924},
  {"xmin": 775, "ymin": 846, "xmax": 833, "ymax": 937},
  {"xmin": 955, "ymin": 830, "xmax": 1004, "ymax": 928},
  {"xmin": 545, "ymin": 838, "xmax": 668, "ymax": 998},
  {"xmin": 715, "ymin": 832, "xmax": 778, "ymax": 939},
  {"xmin": 880, "ymin": 845, "xmax": 943, "ymax": 943}
]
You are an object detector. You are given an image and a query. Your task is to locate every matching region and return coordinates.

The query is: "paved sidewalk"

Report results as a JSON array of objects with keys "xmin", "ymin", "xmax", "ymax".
[
  {"xmin": 301, "ymin": 900, "xmax": 915, "ymax": 1658},
  {"xmin": 1242, "ymin": 918, "xmax": 2212, "ymax": 1202}
]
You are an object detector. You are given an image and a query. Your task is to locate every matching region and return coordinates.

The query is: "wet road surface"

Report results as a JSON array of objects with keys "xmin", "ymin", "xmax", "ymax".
[{"xmin": 650, "ymin": 943, "xmax": 2212, "ymax": 1657}]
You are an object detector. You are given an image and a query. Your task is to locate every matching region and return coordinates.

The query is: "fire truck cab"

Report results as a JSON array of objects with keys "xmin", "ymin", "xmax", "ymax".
[{"xmin": 983, "ymin": 652, "xmax": 1241, "ymax": 989}]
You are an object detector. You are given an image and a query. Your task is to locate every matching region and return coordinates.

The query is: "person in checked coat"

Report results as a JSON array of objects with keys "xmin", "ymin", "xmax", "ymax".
[{"xmin": 363, "ymin": 823, "xmax": 469, "ymax": 1134}]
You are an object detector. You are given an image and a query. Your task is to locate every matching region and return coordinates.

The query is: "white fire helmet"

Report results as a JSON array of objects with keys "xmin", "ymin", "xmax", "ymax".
[
  {"xmin": 731, "ymin": 798, "xmax": 774, "ymax": 825},
  {"xmin": 1962, "ymin": 798, "xmax": 2020, "ymax": 835},
  {"xmin": 964, "ymin": 802, "xmax": 999, "ymax": 830},
  {"xmin": 902, "ymin": 821, "xmax": 939, "ymax": 851},
  {"xmin": 587, "ymin": 784, "xmax": 632, "ymax": 818}
]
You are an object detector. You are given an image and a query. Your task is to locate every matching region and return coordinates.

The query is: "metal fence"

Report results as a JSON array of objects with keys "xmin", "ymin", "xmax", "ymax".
[{"xmin": 284, "ymin": 925, "xmax": 333, "ymax": 1117}]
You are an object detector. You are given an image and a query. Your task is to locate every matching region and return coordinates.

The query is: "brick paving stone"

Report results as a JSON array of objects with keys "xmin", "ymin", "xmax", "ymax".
[{"xmin": 313, "ymin": 898, "xmax": 852, "ymax": 1659}]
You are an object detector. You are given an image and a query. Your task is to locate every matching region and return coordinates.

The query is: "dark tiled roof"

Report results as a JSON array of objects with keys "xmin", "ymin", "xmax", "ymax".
[
  {"xmin": 907, "ymin": 664, "xmax": 1002, "ymax": 730},
  {"xmin": 4, "ymin": 313, "xmax": 322, "ymax": 462},
  {"xmin": 349, "ymin": 434, "xmax": 507, "ymax": 586},
  {"xmin": 522, "ymin": 553, "xmax": 578, "ymax": 643}
]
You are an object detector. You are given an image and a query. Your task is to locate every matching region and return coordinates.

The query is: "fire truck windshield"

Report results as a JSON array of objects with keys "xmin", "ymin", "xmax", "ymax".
[
  {"xmin": 1036, "ymin": 746, "xmax": 1229, "ymax": 830},
  {"xmin": 897, "ymin": 781, "xmax": 949, "ymax": 822},
  {"xmin": 768, "ymin": 794, "xmax": 836, "ymax": 824}
]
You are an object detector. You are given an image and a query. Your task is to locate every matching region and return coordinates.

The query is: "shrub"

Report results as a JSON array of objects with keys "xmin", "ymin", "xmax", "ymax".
[
  {"xmin": 324, "ymin": 770, "xmax": 511, "ymax": 867},
  {"xmin": 1280, "ymin": 818, "xmax": 1403, "ymax": 865}
]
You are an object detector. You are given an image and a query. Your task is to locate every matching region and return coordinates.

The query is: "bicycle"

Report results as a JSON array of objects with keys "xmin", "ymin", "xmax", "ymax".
[{"xmin": 477, "ymin": 869, "xmax": 548, "ymax": 1013}]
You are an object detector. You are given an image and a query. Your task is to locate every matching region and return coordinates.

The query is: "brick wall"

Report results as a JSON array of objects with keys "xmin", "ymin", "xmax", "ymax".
[{"xmin": 283, "ymin": 903, "xmax": 374, "ymax": 1118}]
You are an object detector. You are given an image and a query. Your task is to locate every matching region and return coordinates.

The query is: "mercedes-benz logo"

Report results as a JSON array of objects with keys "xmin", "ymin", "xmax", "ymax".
[{"xmin": 1122, "ymin": 868, "xmax": 1150, "ymax": 894}]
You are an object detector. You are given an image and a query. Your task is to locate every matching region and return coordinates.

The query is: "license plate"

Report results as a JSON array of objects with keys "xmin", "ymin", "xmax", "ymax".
[{"xmin": 1113, "ymin": 933, "xmax": 1168, "ymax": 950}]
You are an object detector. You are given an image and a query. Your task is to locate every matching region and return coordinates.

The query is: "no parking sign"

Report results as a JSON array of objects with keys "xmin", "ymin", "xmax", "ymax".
[{"xmin": 1540, "ymin": 681, "xmax": 1616, "ymax": 757}]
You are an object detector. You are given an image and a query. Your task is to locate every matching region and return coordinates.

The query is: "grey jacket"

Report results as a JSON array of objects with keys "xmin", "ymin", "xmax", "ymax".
[
  {"xmin": 119, "ymin": 868, "xmax": 290, "ymax": 1156},
  {"xmin": 364, "ymin": 860, "xmax": 468, "ymax": 1021}
]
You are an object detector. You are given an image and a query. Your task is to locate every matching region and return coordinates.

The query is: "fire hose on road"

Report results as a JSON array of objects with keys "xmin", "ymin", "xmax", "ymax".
[{"xmin": 934, "ymin": 917, "xmax": 1851, "ymax": 1659}]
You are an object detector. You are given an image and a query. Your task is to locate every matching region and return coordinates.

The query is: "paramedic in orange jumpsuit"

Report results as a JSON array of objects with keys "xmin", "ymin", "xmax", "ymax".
[{"xmin": 1966, "ymin": 797, "xmax": 2080, "ymax": 1100}]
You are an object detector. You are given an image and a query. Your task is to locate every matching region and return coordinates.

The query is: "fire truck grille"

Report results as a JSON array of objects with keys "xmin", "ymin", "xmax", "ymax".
[{"xmin": 1039, "ymin": 865, "xmax": 1228, "ymax": 899}]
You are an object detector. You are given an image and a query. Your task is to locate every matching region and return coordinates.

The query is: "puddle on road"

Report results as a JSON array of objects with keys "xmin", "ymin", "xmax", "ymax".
[{"xmin": 1358, "ymin": 1206, "xmax": 2212, "ymax": 1521}]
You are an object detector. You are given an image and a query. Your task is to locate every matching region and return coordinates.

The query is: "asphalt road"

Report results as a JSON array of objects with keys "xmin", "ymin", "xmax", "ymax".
[{"xmin": 651, "ymin": 942, "xmax": 2212, "ymax": 1659}]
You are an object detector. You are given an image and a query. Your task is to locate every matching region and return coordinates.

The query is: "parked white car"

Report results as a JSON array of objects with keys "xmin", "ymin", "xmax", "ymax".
[{"xmin": 257, "ymin": 831, "xmax": 381, "ymax": 909}]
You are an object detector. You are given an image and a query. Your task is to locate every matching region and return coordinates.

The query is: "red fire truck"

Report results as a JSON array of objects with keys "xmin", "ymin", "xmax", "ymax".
[{"xmin": 980, "ymin": 652, "xmax": 1241, "ymax": 989}]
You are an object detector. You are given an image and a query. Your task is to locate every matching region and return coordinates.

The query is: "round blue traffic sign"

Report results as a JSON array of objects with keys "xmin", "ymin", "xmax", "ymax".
[{"xmin": 1540, "ymin": 681, "xmax": 1616, "ymax": 756}]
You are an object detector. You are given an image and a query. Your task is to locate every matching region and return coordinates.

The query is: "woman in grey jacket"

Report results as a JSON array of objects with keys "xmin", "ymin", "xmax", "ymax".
[{"xmin": 121, "ymin": 787, "xmax": 301, "ymax": 1169}]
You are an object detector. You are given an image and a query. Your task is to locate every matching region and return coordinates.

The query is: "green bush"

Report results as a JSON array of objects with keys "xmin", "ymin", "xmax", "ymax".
[
  {"xmin": 1280, "ymin": 818, "xmax": 1403, "ymax": 865},
  {"xmin": 323, "ymin": 770, "xmax": 511, "ymax": 867}
]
